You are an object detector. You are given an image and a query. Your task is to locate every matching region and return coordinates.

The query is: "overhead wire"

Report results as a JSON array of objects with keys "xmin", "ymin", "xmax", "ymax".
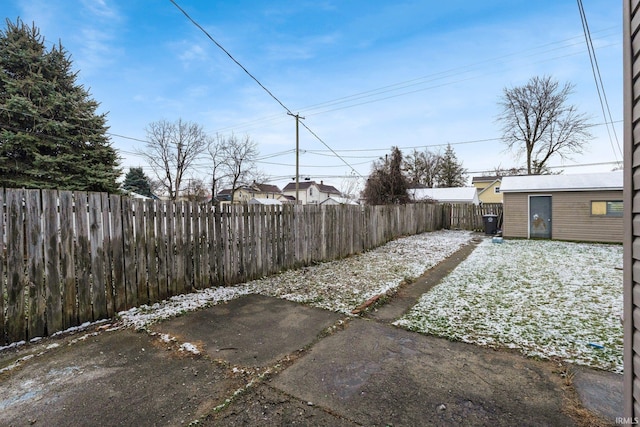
[
  {"xmin": 576, "ymin": 0, "xmax": 623, "ymax": 161},
  {"xmin": 202, "ymin": 28, "xmax": 619, "ymax": 134},
  {"xmin": 169, "ymin": 0, "xmax": 364, "ymax": 178}
]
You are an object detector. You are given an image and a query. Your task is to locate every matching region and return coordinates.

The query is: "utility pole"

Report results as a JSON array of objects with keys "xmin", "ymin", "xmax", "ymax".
[{"xmin": 287, "ymin": 112, "xmax": 304, "ymax": 204}]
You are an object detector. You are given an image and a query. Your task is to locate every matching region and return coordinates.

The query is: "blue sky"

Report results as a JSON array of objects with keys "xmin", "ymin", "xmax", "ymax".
[{"xmin": 4, "ymin": 0, "xmax": 623, "ymax": 193}]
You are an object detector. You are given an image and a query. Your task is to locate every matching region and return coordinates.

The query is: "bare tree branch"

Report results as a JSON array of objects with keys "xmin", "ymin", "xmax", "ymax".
[
  {"xmin": 497, "ymin": 76, "xmax": 592, "ymax": 174},
  {"xmin": 139, "ymin": 119, "xmax": 208, "ymax": 199}
]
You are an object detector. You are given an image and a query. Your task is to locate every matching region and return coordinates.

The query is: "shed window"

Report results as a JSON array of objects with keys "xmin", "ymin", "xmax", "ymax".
[{"xmin": 591, "ymin": 200, "xmax": 623, "ymax": 217}]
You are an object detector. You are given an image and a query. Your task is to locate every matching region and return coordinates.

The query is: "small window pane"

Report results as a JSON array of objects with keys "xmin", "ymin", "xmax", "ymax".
[
  {"xmin": 591, "ymin": 201, "xmax": 606, "ymax": 215},
  {"xmin": 606, "ymin": 201, "xmax": 623, "ymax": 216},
  {"xmin": 591, "ymin": 200, "xmax": 622, "ymax": 216}
]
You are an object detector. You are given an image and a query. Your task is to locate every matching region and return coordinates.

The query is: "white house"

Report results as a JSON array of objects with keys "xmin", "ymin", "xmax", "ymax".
[{"xmin": 282, "ymin": 180, "xmax": 342, "ymax": 205}]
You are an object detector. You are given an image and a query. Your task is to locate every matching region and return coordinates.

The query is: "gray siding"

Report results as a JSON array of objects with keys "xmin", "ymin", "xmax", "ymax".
[
  {"xmin": 502, "ymin": 193, "xmax": 529, "ymax": 238},
  {"xmin": 624, "ymin": 0, "xmax": 639, "ymax": 418},
  {"xmin": 553, "ymin": 191, "xmax": 623, "ymax": 243}
]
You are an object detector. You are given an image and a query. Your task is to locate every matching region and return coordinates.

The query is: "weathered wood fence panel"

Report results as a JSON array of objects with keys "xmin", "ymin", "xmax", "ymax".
[
  {"xmin": 1, "ymin": 190, "xmax": 452, "ymax": 345},
  {"xmin": 447, "ymin": 203, "xmax": 503, "ymax": 231}
]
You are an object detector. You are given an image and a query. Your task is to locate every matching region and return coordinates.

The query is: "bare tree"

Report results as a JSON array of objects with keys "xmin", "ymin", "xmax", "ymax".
[
  {"xmin": 221, "ymin": 134, "xmax": 260, "ymax": 204},
  {"xmin": 140, "ymin": 119, "xmax": 208, "ymax": 200},
  {"xmin": 403, "ymin": 148, "xmax": 441, "ymax": 187},
  {"xmin": 491, "ymin": 165, "xmax": 527, "ymax": 177},
  {"xmin": 207, "ymin": 133, "xmax": 228, "ymax": 202},
  {"xmin": 183, "ymin": 177, "xmax": 209, "ymax": 203},
  {"xmin": 338, "ymin": 172, "xmax": 361, "ymax": 201},
  {"xmin": 497, "ymin": 75, "xmax": 592, "ymax": 175}
]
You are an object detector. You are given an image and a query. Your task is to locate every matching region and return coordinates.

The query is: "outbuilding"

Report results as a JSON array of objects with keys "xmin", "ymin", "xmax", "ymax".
[
  {"xmin": 500, "ymin": 171, "xmax": 623, "ymax": 243},
  {"xmin": 407, "ymin": 187, "xmax": 480, "ymax": 205}
]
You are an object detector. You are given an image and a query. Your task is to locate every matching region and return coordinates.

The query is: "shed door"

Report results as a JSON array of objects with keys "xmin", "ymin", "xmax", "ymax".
[{"xmin": 529, "ymin": 196, "xmax": 551, "ymax": 239}]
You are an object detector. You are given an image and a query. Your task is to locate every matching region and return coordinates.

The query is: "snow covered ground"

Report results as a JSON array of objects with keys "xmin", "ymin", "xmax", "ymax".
[
  {"xmin": 117, "ymin": 230, "xmax": 623, "ymax": 373},
  {"xmin": 118, "ymin": 230, "xmax": 474, "ymax": 327},
  {"xmin": 395, "ymin": 238, "xmax": 624, "ymax": 373}
]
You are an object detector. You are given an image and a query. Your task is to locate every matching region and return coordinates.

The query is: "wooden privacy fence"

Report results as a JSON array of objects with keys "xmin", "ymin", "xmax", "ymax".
[
  {"xmin": 0, "ymin": 188, "xmax": 446, "ymax": 345},
  {"xmin": 445, "ymin": 203, "xmax": 503, "ymax": 231}
]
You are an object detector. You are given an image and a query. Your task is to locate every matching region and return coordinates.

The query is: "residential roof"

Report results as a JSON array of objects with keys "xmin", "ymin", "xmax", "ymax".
[
  {"xmin": 472, "ymin": 175, "xmax": 502, "ymax": 183},
  {"xmin": 282, "ymin": 181, "xmax": 341, "ymax": 195},
  {"xmin": 217, "ymin": 183, "xmax": 282, "ymax": 196},
  {"xmin": 319, "ymin": 196, "xmax": 359, "ymax": 205},
  {"xmin": 254, "ymin": 183, "xmax": 281, "ymax": 193},
  {"xmin": 248, "ymin": 198, "xmax": 282, "ymax": 205},
  {"xmin": 408, "ymin": 187, "xmax": 480, "ymax": 205},
  {"xmin": 500, "ymin": 171, "xmax": 623, "ymax": 193}
]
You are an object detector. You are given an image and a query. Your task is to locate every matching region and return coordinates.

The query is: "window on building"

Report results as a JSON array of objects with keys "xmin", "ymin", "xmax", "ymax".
[
  {"xmin": 494, "ymin": 187, "xmax": 500, "ymax": 194},
  {"xmin": 591, "ymin": 200, "xmax": 623, "ymax": 217}
]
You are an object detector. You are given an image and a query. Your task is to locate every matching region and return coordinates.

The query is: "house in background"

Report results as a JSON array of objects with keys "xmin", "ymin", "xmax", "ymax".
[
  {"xmin": 500, "ymin": 171, "xmax": 623, "ymax": 243},
  {"xmin": 472, "ymin": 176, "xmax": 503, "ymax": 203},
  {"xmin": 248, "ymin": 197, "xmax": 282, "ymax": 206},
  {"xmin": 408, "ymin": 187, "xmax": 480, "ymax": 205},
  {"xmin": 217, "ymin": 182, "xmax": 284, "ymax": 204},
  {"xmin": 282, "ymin": 180, "xmax": 342, "ymax": 205}
]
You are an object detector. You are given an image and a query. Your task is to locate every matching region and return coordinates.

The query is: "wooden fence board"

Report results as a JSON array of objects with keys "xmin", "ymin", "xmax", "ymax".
[
  {"xmin": 208, "ymin": 205, "xmax": 218, "ymax": 285},
  {"xmin": 213, "ymin": 204, "xmax": 224, "ymax": 284},
  {"xmin": 174, "ymin": 201, "xmax": 185, "ymax": 294},
  {"xmin": 26, "ymin": 189, "xmax": 45, "ymax": 338},
  {"xmin": 133, "ymin": 198, "xmax": 148, "ymax": 305},
  {"xmin": 101, "ymin": 193, "xmax": 114, "ymax": 317},
  {"xmin": 59, "ymin": 191, "xmax": 77, "ymax": 328},
  {"xmin": 110, "ymin": 194, "xmax": 126, "ymax": 312},
  {"xmin": 121, "ymin": 197, "xmax": 137, "ymax": 308},
  {"xmin": 0, "ymin": 189, "xmax": 4, "ymax": 344},
  {"xmin": 74, "ymin": 192, "xmax": 92, "ymax": 324},
  {"xmin": 165, "ymin": 201, "xmax": 176, "ymax": 296},
  {"xmin": 199, "ymin": 204, "xmax": 209, "ymax": 288},
  {"xmin": 43, "ymin": 190, "xmax": 62, "ymax": 334},
  {"xmin": 192, "ymin": 203, "xmax": 201, "ymax": 289},
  {"xmin": 6, "ymin": 189, "xmax": 26, "ymax": 343},
  {"xmin": 89, "ymin": 193, "xmax": 107, "ymax": 320},
  {"xmin": 155, "ymin": 200, "xmax": 168, "ymax": 300},
  {"xmin": 145, "ymin": 199, "xmax": 158, "ymax": 302},
  {"xmin": 183, "ymin": 202, "xmax": 193, "ymax": 292}
]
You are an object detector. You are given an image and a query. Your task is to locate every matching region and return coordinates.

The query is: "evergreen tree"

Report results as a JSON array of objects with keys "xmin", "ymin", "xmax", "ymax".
[
  {"xmin": 0, "ymin": 18, "xmax": 120, "ymax": 192},
  {"xmin": 122, "ymin": 167, "xmax": 154, "ymax": 197},
  {"xmin": 435, "ymin": 144, "xmax": 466, "ymax": 187},
  {"xmin": 361, "ymin": 146, "xmax": 410, "ymax": 205}
]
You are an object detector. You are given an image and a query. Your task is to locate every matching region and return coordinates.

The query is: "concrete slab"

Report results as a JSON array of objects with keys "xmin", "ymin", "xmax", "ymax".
[
  {"xmin": 0, "ymin": 329, "xmax": 242, "ymax": 427},
  {"xmin": 202, "ymin": 383, "xmax": 359, "ymax": 426},
  {"xmin": 150, "ymin": 294, "xmax": 344, "ymax": 367},
  {"xmin": 272, "ymin": 318, "xmax": 575, "ymax": 426},
  {"xmin": 572, "ymin": 365, "xmax": 623, "ymax": 423}
]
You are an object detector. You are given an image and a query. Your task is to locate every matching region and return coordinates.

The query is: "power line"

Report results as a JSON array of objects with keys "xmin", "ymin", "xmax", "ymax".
[
  {"xmin": 577, "ymin": 0, "xmax": 623, "ymax": 161},
  {"xmin": 201, "ymin": 28, "xmax": 619, "ymax": 135},
  {"xmin": 169, "ymin": 0, "xmax": 364, "ymax": 179}
]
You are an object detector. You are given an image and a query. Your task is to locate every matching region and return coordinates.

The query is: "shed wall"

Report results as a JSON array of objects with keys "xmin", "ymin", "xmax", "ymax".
[
  {"xmin": 502, "ymin": 193, "xmax": 529, "ymax": 238},
  {"xmin": 502, "ymin": 190, "xmax": 623, "ymax": 243},
  {"xmin": 553, "ymin": 190, "xmax": 623, "ymax": 243}
]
